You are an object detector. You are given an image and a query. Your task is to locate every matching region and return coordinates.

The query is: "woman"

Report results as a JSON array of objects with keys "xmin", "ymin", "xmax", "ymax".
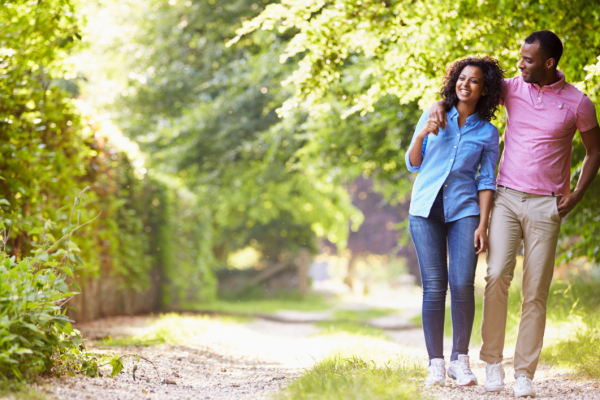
[{"xmin": 405, "ymin": 56, "xmax": 504, "ymax": 387}]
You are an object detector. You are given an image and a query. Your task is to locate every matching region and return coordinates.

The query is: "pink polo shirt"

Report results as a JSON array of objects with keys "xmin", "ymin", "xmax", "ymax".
[{"xmin": 497, "ymin": 70, "xmax": 598, "ymax": 196}]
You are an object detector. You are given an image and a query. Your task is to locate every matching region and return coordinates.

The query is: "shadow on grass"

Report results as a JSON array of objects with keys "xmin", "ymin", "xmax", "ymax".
[{"xmin": 276, "ymin": 355, "xmax": 428, "ymax": 400}]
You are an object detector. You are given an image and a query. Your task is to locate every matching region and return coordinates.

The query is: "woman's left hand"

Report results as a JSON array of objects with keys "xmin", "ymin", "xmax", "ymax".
[{"xmin": 474, "ymin": 226, "xmax": 488, "ymax": 255}]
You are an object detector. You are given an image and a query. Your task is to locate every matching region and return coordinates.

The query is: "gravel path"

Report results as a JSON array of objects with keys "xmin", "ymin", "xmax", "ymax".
[{"xmin": 36, "ymin": 314, "xmax": 600, "ymax": 400}]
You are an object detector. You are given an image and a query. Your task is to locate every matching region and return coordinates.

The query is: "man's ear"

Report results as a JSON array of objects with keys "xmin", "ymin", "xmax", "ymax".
[{"xmin": 545, "ymin": 57, "xmax": 556, "ymax": 70}]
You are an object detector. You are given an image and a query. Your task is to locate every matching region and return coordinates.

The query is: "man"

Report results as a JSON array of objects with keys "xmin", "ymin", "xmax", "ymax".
[{"xmin": 429, "ymin": 30, "xmax": 600, "ymax": 397}]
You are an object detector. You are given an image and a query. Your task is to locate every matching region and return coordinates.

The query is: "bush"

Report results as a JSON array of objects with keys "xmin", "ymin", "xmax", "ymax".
[{"xmin": 0, "ymin": 189, "xmax": 98, "ymax": 379}]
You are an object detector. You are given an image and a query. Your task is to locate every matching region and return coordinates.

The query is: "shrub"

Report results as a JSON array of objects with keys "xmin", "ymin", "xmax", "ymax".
[{"xmin": 0, "ymin": 189, "xmax": 99, "ymax": 379}]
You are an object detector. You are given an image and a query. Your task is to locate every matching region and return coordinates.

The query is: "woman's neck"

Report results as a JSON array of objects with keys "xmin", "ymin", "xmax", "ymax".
[{"xmin": 456, "ymin": 101, "xmax": 477, "ymax": 128}]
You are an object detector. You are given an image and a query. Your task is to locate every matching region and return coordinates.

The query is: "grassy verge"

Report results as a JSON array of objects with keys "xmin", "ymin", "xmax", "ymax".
[
  {"xmin": 187, "ymin": 293, "xmax": 332, "ymax": 315},
  {"xmin": 540, "ymin": 315, "xmax": 600, "ymax": 378},
  {"xmin": 277, "ymin": 355, "xmax": 428, "ymax": 400},
  {"xmin": 315, "ymin": 321, "xmax": 389, "ymax": 340},
  {"xmin": 0, "ymin": 380, "xmax": 49, "ymax": 400},
  {"xmin": 98, "ymin": 313, "xmax": 249, "ymax": 347},
  {"xmin": 313, "ymin": 308, "xmax": 398, "ymax": 339},
  {"xmin": 434, "ymin": 278, "xmax": 600, "ymax": 378}
]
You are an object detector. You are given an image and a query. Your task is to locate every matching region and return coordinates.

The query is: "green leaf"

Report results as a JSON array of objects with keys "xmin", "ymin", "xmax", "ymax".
[
  {"xmin": 110, "ymin": 356, "xmax": 124, "ymax": 377},
  {"xmin": 71, "ymin": 282, "xmax": 81, "ymax": 292},
  {"xmin": 0, "ymin": 199, "xmax": 10, "ymax": 206},
  {"xmin": 55, "ymin": 282, "xmax": 69, "ymax": 293},
  {"xmin": 73, "ymin": 253, "xmax": 84, "ymax": 265}
]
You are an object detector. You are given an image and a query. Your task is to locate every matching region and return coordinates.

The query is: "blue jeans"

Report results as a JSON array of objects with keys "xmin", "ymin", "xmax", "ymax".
[{"xmin": 409, "ymin": 190, "xmax": 479, "ymax": 362}]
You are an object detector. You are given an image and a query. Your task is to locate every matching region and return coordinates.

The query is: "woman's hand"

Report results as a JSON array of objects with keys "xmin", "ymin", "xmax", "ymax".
[
  {"xmin": 418, "ymin": 119, "xmax": 443, "ymax": 139},
  {"xmin": 474, "ymin": 225, "xmax": 488, "ymax": 255}
]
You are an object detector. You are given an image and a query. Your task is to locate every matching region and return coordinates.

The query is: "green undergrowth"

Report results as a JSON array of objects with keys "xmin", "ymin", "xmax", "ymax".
[
  {"xmin": 276, "ymin": 355, "xmax": 428, "ymax": 400},
  {"xmin": 98, "ymin": 313, "xmax": 249, "ymax": 347}
]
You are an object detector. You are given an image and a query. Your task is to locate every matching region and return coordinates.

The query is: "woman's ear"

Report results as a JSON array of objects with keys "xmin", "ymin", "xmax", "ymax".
[{"xmin": 482, "ymin": 87, "xmax": 488, "ymax": 97}]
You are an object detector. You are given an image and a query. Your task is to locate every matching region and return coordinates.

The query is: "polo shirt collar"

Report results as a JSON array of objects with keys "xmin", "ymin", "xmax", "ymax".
[
  {"xmin": 532, "ymin": 70, "xmax": 567, "ymax": 93},
  {"xmin": 449, "ymin": 105, "xmax": 482, "ymax": 124}
]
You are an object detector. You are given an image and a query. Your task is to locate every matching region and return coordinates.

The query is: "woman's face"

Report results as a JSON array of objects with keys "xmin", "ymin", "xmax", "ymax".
[{"xmin": 455, "ymin": 65, "xmax": 486, "ymax": 104}]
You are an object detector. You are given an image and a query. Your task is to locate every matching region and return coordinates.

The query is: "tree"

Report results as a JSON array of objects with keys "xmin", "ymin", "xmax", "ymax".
[{"xmin": 235, "ymin": 0, "xmax": 600, "ymax": 263}]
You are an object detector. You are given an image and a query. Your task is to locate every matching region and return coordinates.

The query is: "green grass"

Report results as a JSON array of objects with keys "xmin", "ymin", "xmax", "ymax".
[
  {"xmin": 313, "ymin": 308, "xmax": 398, "ymax": 340},
  {"xmin": 98, "ymin": 313, "xmax": 249, "ymax": 347},
  {"xmin": 538, "ymin": 280, "xmax": 600, "ymax": 378},
  {"xmin": 189, "ymin": 293, "xmax": 332, "ymax": 315},
  {"xmin": 315, "ymin": 321, "xmax": 389, "ymax": 340},
  {"xmin": 540, "ymin": 315, "xmax": 600, "ymax": 378},
  {"xmin": 0, "ymin": 380, "xmax": 49, "ymax": 400},
  {"xmin": 434, "ymin": 278, "xmax": 600, "ymax": 378},
  {"xmin": 332, "ymin": 308, "xmax": 396, "ymax": 321},
  {"xmin": 276, "ymin": 355, "xmax": 428, "ymax": 400}
]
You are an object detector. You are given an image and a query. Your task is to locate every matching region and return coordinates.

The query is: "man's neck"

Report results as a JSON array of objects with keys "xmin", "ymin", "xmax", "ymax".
[{"xmin": 535, "ymin": 70, "xmax": 561, "ymax": 88}]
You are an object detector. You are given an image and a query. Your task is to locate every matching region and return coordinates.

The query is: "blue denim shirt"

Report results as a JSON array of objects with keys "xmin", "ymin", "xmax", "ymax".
[{"xmin": 405, "ymin": 107, "xmax": 499, "ymax": 222}]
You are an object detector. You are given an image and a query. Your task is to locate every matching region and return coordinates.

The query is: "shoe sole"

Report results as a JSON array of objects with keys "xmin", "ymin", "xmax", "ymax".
[
  {"xmin": 448, "ymin": 373, "xmax": 478, "ymax": 387},
  {"xmin": 514, "ymin": 390, "xmax": 536, "ymax": 398},
  {"xmin": 484, "ymin": 385, "xmax": 505, "ymax": 392}
]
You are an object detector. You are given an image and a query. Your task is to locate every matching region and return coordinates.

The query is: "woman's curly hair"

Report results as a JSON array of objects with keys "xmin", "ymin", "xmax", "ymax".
[{"xmin": 440, "ymin": 56, "xmax": 505, "ymax": 122}]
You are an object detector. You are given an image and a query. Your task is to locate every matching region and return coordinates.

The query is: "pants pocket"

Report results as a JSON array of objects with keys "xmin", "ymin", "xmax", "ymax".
[{"xmin": 551, "ymin": 197, "xmax": 561, "ymax": 223}]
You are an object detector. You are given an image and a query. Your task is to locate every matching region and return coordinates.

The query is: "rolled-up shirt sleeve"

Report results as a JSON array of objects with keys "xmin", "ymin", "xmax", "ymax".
[
  {"xmin": 405, "ymin": 109, "xmax": 430, "ymax": 173},
  {"xmin": 477, "ymin": 127, "xmax": 500, "ymax": 192}
]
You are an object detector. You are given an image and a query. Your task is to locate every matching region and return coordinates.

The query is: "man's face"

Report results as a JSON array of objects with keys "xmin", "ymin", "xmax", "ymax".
[{"xmin": 518, "ymin": 41, "xmax": 548, "ymax": 84}]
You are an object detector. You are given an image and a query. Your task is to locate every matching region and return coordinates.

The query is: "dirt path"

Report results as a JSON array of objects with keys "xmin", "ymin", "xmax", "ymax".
[{"xmin": 39, "ymin": 314, "xmax": 599, "ymax": 400}]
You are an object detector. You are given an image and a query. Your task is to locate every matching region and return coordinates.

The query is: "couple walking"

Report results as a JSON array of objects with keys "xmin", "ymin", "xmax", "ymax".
[{"xmin": 406, "ymin": 30, "xmax": 600, "ymax": 397}]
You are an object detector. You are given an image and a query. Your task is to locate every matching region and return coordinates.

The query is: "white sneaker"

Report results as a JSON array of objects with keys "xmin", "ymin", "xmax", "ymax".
[
  {"xmin": 514, "ymin": 374, "xmax": 536, "ymax": 397},
  {"xmin": 424, "ymin": 358, "xmax": 446, "ymax": 386},
  {"xmin": 484, "ymin": 362, "xmax": 505, "ymax": 392},
  {"xmin": 447, "ymin": 354, "xmax": 478, "ymax": 386}
]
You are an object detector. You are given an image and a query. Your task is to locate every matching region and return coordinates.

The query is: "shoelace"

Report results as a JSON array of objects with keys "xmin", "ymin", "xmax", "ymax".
[
  {"xmin": 458, "ymin": 361, "xmax": 473, "ymax": 376},
  {"xmin": 489, "ymin": 365, "xmax": 502, "ymax": 382},
  {"xmin": 516, "ymin": 374, "xmax": 530, "ymax": 388},
  {"xmin": 430, "ymin": 366, "xmax": 445, "ymax": 379}
]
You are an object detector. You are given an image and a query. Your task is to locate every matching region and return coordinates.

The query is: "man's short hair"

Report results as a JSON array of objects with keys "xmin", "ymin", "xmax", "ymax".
[{"xmin": 524, "ymin": 30, "xmax": 563, "ymax": 67}]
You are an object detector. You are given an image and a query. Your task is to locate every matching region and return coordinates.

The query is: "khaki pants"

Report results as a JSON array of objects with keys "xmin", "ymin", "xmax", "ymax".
[{"xmin": 480, "ymin": 186, "xmax": 561, "ymax": 380}]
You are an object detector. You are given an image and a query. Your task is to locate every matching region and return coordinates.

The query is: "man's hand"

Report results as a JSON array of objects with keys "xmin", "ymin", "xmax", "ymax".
[
  {"xmin": 558, "ymin": 125, "xmax": 600, "ymax": 218},
  {"xmin": 418, "ymin": 119, "xmax": 443, "ymax": 138},
  {"xmin": 429, "ymin": 100, "xmax": 448, "ymax": 129},
  {"xmin": 557, "ymin": 192, "xmax": 583, "ymax": 218}
]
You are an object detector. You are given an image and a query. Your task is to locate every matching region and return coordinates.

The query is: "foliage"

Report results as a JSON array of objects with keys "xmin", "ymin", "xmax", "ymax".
[
  {"xmin": 0, "ymin": 189, "xmax": 107, "ymax": 380},
  {"xmin": 83, "ymin": 0, "xmax": 363, "ymax": 266},
  {"xmin": 277, "ymin": 355, "xmax": 427, "ymax": 400},
  {"xmin": 1, "ymin": 0, "xmax": 218, "ymax": 314},
  {"xmin": 237, "ymin": 0, "xmax": 600, "ymax": 262}
]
